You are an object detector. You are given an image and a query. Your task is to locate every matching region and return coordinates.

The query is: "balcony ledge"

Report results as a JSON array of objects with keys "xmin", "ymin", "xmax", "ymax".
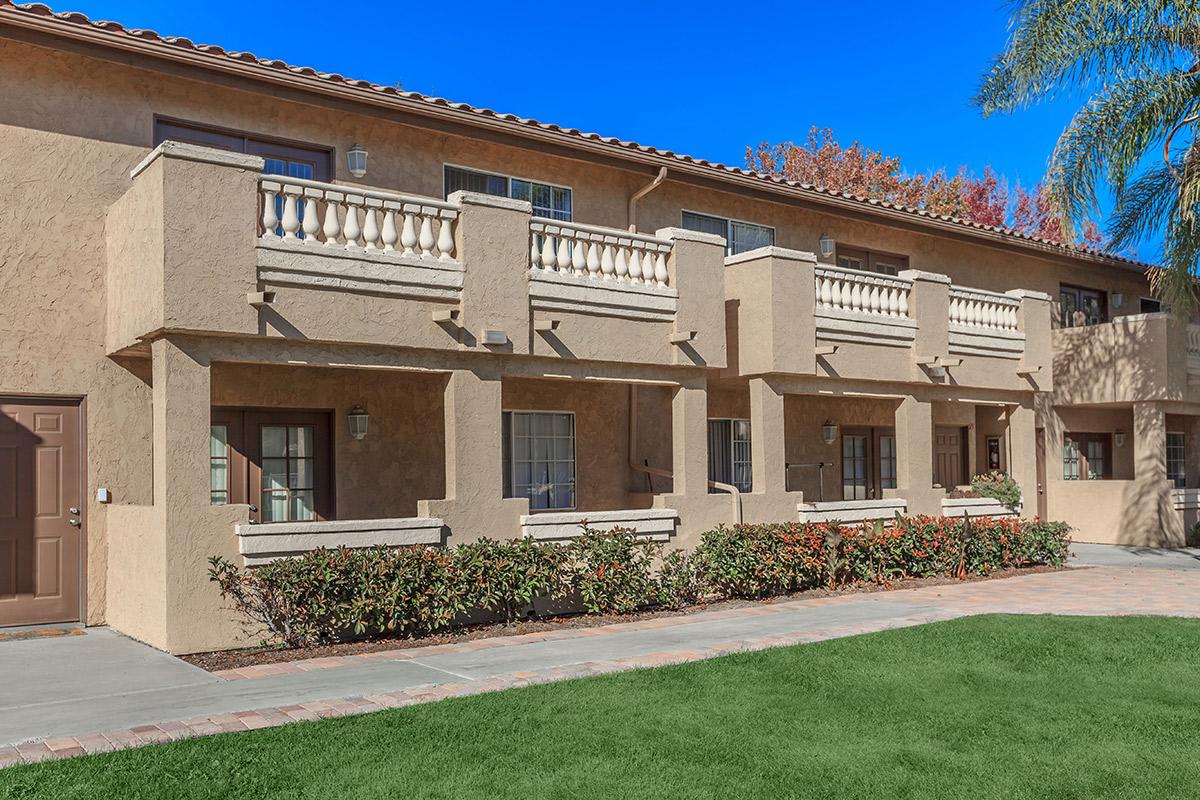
[
  {"xmin": 257, "ymin": 238, "xmax": 464, "ymax": 301},
  {"xmin": 528, "ymin": 268, "xmax": 677, "ymax": 322},
  {"xmin": 520, "ymin": 508, "xmax": 678, "ymax": 541},
  {"xmin": 797, "ymin": 498, "xmax": 907, "ymax": 523}
]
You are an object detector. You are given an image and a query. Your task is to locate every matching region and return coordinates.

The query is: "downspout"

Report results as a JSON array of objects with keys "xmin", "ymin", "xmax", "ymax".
[
  {"xmin": 628, "ymin": 167, "xmax": 668, "ymax": 233},
  {"xmin": 628, "ymin": 385, "xmax": 742, "ymax": 524}
]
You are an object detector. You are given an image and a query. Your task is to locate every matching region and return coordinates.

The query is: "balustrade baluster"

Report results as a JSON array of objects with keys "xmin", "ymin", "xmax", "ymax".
[
  {"xmin": 418, "ymin": 216, "xmax": 435, "ymax": 257},
  {"xmin": 302, "ymin": 196, "xmax": 320, "ymax": 241},
  {"xmin": 437, "ymin": 217, "xmax": 455, "ymax": 260},
  {"xmin": 281, "ymin": 190, "xmax": 301, "ymax": 239},
  {"xmin": 343, "ymin": 202, "xmax": 361, "ymax": 247},
  {"xmin": 601, "ymin": 244, "xmax": 615, "ymax": 279},
  {"xmin": 261, "ymin": 188, "xmax": 279, "ymax": 238},
  {"xmin": 381, "ymin": 209, "xmax": 398, "ymax": 252},
  {"xmin": 614, "ymin": 246, "xmax": 628, "ymax": 281},
  {"xmin": 587, "ymin": 242, "xmax": 601, "ymax": 279},
  {"xmin": 556, "ymin": 233, "xmax": 572, "ymax": 272},
  {"xmin": 400, "ymin": 213, "xmax": 417, "ymax": 256},
  {"xmin": 322, "ymin": 197, "xmax": 341, "ymax": 245},
  {"xmin": 362, "ymin": 207, "xmax": 380, "ymax": 250},
  {"xmin": 540, "ymin": 233, "xmax": 557, "ymax": 271},
  {"xmin": 571, "ymin": 237, "xmax": 587, "ymax": 276},
  {"xmin": 654, "ymin": 251, "xmax": 669, "ymax": 286}
]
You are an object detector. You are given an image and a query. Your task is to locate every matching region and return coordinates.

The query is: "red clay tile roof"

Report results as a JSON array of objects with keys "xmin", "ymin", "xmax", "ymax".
[{"xmin": 0, "ymin": 1, "xmax": 1151, "ymax": 270}]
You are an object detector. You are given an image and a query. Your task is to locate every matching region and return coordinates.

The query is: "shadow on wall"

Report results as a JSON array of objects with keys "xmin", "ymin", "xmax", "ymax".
[{"xmin": 1052, "ymin": 315, "xmax": 1184, "ymax": 546}]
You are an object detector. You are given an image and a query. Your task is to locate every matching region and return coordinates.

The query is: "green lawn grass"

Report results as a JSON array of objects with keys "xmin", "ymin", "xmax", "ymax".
[{"xmin": 3, "ymin": 614, "xmax": 1199, "ymax": 799}]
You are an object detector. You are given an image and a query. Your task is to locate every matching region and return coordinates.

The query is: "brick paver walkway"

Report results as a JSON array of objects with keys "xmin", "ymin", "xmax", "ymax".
[{"xmin": 2, "ymin": 565, "xmax": 1197, "ymax": 768}]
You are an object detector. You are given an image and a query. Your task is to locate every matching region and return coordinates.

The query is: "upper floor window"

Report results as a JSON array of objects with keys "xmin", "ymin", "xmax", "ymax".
[
  {"xmin": 444, "ymin": 165, "xmax": 571, "ymax": 221},
  {"xmin": 1141, "ymin": 297, "xmax": 1164, "ymax": 314},
  {"xmin": 835, "ymin": 246, "xmax": 909, "ymax": 276},
  {"xmin": 154, "ymin": 117, "xmax": 333, "ymax": 181},
  {"xmin": 1059, "ymin": 285, "xmax": 1107, "ymax": 327},
  {"xmin": 681, "ymin": 211, "xmax": 775, "ymax": 256}
]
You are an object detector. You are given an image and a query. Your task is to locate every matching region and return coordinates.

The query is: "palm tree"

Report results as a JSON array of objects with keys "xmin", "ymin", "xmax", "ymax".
[{"xmin": 975, "ymin": 1, "xmax": 1200, "ymax": 309}]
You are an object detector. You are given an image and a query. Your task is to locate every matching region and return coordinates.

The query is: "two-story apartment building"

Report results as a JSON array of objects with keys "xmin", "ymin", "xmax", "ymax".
[{"xmin": 2, "ymin": 2, "xmax": 1197, "ymax": 653}]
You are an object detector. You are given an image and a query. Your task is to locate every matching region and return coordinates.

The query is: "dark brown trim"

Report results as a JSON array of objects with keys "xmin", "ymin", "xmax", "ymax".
[
  {"xmin": 1064, "ymin": 432, "xmax": 1113, "ymax": 481},
  {"xmin": 153, "ymin": 115, "xmax": 334, "ymax": 181}
]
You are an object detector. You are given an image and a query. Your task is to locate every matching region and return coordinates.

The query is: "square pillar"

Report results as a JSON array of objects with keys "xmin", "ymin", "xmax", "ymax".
[
  {"xmin": 749, "ymin": 377, "xmax": 787, "ymax": 494},
  {"xmin": 900, "ymin": 269, "xmax": 950, "ymax": 382},
  {"xmin": 670, "ymin": 379, "xmax": 709, "ymax": 497},
  {"xmin": 1006, "ymin": 401, "xmax": 1037, "ymax": 513},
  {"xmin": 420, "ymin": 367, "xmax": 527, "ymax": 540},
  {"xmin": 895, "ymin": 395, "xmax": 941, "ymax": 515},
  {"xmin": 1131, "ymin": 401, "xmax": 1184, "ymax": 545}
]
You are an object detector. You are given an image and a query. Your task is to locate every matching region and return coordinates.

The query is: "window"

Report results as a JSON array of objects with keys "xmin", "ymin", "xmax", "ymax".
[
  {"xmin": 1059, "ymin": 285, "xmax": 1107, "ymax": 327},
  {"xmin": 1168, "ymin": 432, "xmax": 1186, "ymax": 489},
  {"xmin": 842, "ymin": 434, "xmax": 869, "ymax": 500},
  {"xmin": 154, "ymin": 118, "xmax": 332, "ymax": 181},
  {"xmin": 444, "ymin": 165, "xmax": 571, "ymax": 221},
  {"xmin": 681, "ymin": 211, "xmax": 775, "ymax": 256},
  {"xmin": 209, "ymin": 409, "xmax": 332, "ymax": 522},
  {"xmin": 707, "ymin": 419, "xmax": 753, "ymax": 493},
  {"xmin": 986, "ymin": 436, "xmax": 1003, "ymax": 472},
  {"xmin": 836, "ymin": 246, "xmax": 909, "ymax": 276},
  {"xmin": 879, "ymin": 435, "xmax": 897, "ymax": 490},
  {"xmin": 210, "ymin": 425, "xmax": 230, "ymax": 505},
  {"xmin": 1141, "ymin": 297, "xmax": 1164, "ymax": 314},
  {"xmin": 505, "ymin": 411, "xmax": 576, "ymax": 511},
  {"xmin": 1063, "ymin": 433, "xmax": 1112, "ymax": 480},
  {"xmin": 259, "ymin": 425, "xmax": 317, "ymax": 522}
]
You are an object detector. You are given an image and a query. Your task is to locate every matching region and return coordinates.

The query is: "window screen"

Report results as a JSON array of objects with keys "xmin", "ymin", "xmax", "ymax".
[
  {"xmin": 507, "ymin": 411, "xmax": 576, "ymax": 510},
  {"xmin": 707, "ymin": 419, "xmax": 752, "ymax": 493}
]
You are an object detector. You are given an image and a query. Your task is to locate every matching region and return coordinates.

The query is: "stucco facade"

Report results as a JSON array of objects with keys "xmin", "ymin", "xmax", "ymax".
[{"xmin": 2, "ymin": 3, "xmax": 1197, "ymax": 652}]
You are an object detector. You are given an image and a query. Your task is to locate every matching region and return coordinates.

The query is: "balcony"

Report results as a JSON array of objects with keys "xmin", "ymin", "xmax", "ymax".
[
  {"xmin": 105, "ymin": 141, "xmax": 725, "ymax": 370},
  {"xmin": 1052, "ymin": 312, "xmax": 1200, "ymax": 405},
  {"xmin": 724, "ymin": 247, "xmax": 1052, "ymax": 391}
]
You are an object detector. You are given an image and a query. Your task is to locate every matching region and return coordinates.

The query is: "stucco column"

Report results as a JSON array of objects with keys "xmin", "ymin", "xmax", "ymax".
[
  {"xmin": 723, "ymin": 246, "xmax": 817, "ymax": 376},
  {"xmin": 657, "ymin": 227, "xmax": 729, "ymax": 369},
  {"xmin": 1131, "ymin": 401, "xmax": 1184, "ymax": 545},
  {"xmin": 749, "ymin": 377, "xmax": 787, "ymax": 494},
  {"xmin": 1006, "ymin": 289, "xmax": 1054, "ymax": 392},
  {"xmin": 450, "ymin": 190, "xmax": 533, "ymax": 355},
  {"xmin": 419, "ymin": 367, "xmax": 527, "ymax": 541},
  {"xmin": 895, "ymin": 395, "xmax": 941, "ymax": 515},
  {"xmin": 671, "ymin": 379, "xmax": 709, "ymax": 496},
  {"xmin": 900, "ymin": 269, "xmax": 951, "ymax": 382},
  {"xmin": 1006, "ymin": 401, "xmax": 1037, "ymax": 513}
]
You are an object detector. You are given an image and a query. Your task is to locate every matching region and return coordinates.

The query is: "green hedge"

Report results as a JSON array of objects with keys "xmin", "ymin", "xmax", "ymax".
[{"xmin": 210, "ymin": 516, "xmax": 1071, "ymax": 648}]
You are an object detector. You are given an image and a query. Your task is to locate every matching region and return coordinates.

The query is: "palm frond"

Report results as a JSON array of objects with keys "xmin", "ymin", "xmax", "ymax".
[{"xmin": 975, "ymin": 0, "xmax": 1200, "ymax": 115}]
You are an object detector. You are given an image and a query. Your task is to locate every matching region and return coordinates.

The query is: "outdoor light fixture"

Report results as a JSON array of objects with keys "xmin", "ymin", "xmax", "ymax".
[
  {"xmin": 821, "ymin": 420, "xmax": 839, "ymax": 445},
  {"xmin": 346, "ymin": 143, "xmax": 368, "ymax": 178},
  {"xmin": 1114, "ymin": 430, "xmax": 1127, "ymax": 448},
  {"xmin": 347, "ymin": 406, "xmax": 369, "ymax": 440},
  {"xmin": 818, "ymin": 233, "xmax": 835, "ymax": 258}
]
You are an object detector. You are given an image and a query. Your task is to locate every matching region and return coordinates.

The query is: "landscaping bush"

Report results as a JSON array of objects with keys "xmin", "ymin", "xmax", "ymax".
[
  {"xmin": 453, "ymin": 537, "xmax": 570, "ymax": 624},
  {"xmin": 210, "ymin": 517, "xmax": 1071, "ymax": 649},
  {"xmin": 970, "ymin": 470, "xmax": 1023, "ymax": 507},
  {"xmin": 569, "ymin": 526, "xmax": 661, "ymax": 615}
]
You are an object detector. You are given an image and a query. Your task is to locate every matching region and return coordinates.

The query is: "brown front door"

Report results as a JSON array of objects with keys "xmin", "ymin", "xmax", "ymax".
[
  {"xmin": 934, "ymin": 426, "xmax": 966, "ymax": 489},
  {"xmin": 1035, "ymin": 427, "xmax": 1048, "ymax": 519},
  {"xmin": 0, "ymin": 398, "xmax": 82, "ymax": 626}
]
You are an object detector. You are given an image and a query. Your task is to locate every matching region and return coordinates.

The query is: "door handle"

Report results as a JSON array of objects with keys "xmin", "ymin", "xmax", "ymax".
[
  {"xmin": 69, "ymin": 507, "xmax": 80, "ymax": 515},
  {"xmin": 68, "ymin": 518, "xmax": 80, "ymax": 527}
]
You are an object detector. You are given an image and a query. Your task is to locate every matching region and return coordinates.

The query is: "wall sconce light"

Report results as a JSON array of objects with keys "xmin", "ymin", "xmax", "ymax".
[
  {"xmin": 347, "ymin": 405, "xmax": 370, "ymax": 440},
  {"xmin": 821, "ymin": 420, "xmax": 839, "ymax": 445},
  {"xmin": 1114, "ymin": 430, "xmax": 1127, "ymax": 448},
  {"xmin": 928, "ymin": 365, "xmax": 947, "ymax": 379},
  {"xmin": 1111, "ymin": 293, "xmax": 1124, "ymax": 309},
  {"xmin": 346, "ymin": 143, "xmax": 368, "ymax": 178},
  {"xmin": 818, "ymin": 233, "xmax": 835, "ymax": 258}
]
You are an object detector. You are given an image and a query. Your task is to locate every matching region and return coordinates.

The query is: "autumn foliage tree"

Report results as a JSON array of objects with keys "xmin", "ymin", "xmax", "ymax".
[{"xmin": 746, "ymin": 127, "xmax": 1102, "ymax": 248}]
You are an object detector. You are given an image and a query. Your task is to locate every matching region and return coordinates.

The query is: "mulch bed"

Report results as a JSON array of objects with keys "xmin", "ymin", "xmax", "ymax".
[{"xmin": 181, "ymin": 564, "xmax": 1067, "ymax": 673}]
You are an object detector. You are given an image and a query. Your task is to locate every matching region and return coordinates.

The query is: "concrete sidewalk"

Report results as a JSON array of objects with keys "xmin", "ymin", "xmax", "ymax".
[
  {"xmin": 1070, "ymin": 542, "xmax": 1200, "ymax": 570},
  {"xmin": 2, "ymin": 564, "xmax": 1198, "ymax": 766}
]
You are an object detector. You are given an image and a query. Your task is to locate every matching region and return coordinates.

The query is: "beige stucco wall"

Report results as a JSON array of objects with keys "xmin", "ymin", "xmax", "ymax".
[{"xmin": 3, "ymin": 29, "xmax": 1194, "ymax": 651}]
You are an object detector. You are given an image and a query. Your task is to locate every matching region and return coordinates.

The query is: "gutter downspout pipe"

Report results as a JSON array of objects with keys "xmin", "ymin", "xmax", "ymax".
[
  {"xmin": 628, "ymin": 385, "xmax": 742, "ymax": 524},
  {"xmin": 628, "ymin": 167, "xmax": 668, "ymax": 233}
]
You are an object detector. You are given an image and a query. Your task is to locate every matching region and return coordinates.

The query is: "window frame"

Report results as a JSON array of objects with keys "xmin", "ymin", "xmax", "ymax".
[
  {"xmin": 1059, "ymin": 284, "xmax": 1108, "ymax": 328},
  {"xmin": 835, "ymin": 245, "xmax": 909, "ymax": 276},
  {"xmin": 841, "ymin": 428, "xmax": 871, "ymax": 501},
  {"xmin": 707, "ymin": 418, "xmax": 753, "ymax": 493},
  {"xmin": 1063, "ymin": 432, "xmax": 1113, "ymax": 481},
  {"xmin": 210, "ymin": 408, "xmax": 334, "ymax": 522},
  {"xmin": 153, "ymin": 116, "xmax": 334, "ymax": 181},
  {"xmin": 443, "ymin": 163, "xmax": 573, "ymax": 221},
  {"xmin": 680, "ymin": 209, "xmax": 776, "ymax": 256},
  {"xmin": 1167, "ymin": 431, "xmax": 1186, "ymax": 489},
  {"xmin": 1140, "ymin": 297, "xmax": 1164, "ymax": 314},
  {"xmin": 504, "ymin": 409, "xmax": 578, "ymax": 512}
]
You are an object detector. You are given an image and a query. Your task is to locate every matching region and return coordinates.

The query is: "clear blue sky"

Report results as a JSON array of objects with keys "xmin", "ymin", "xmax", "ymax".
[{"xmin": 63, "ymin": 0, "xmax": 1140, "ymax": 253}]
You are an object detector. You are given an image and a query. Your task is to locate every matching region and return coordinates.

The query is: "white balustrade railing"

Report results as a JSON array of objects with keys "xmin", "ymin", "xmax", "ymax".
[
  {"xmin": 1188, "ymin": 324, "xmax": 1200, "ymax": 356},
  {"xmin": 259, "ymin": 176, "xmax": 458, "ymax": 261},
  {"xmin": 529, "ymin": 219, "xmax": 672, "ymax": 288},
  {"xmin": 814, "ymin": 266, "xmax": 911, "ymax": 318},
  {"xmin": 948, "ymin": 286, "xmax": 1019, "ymax": 331}
]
